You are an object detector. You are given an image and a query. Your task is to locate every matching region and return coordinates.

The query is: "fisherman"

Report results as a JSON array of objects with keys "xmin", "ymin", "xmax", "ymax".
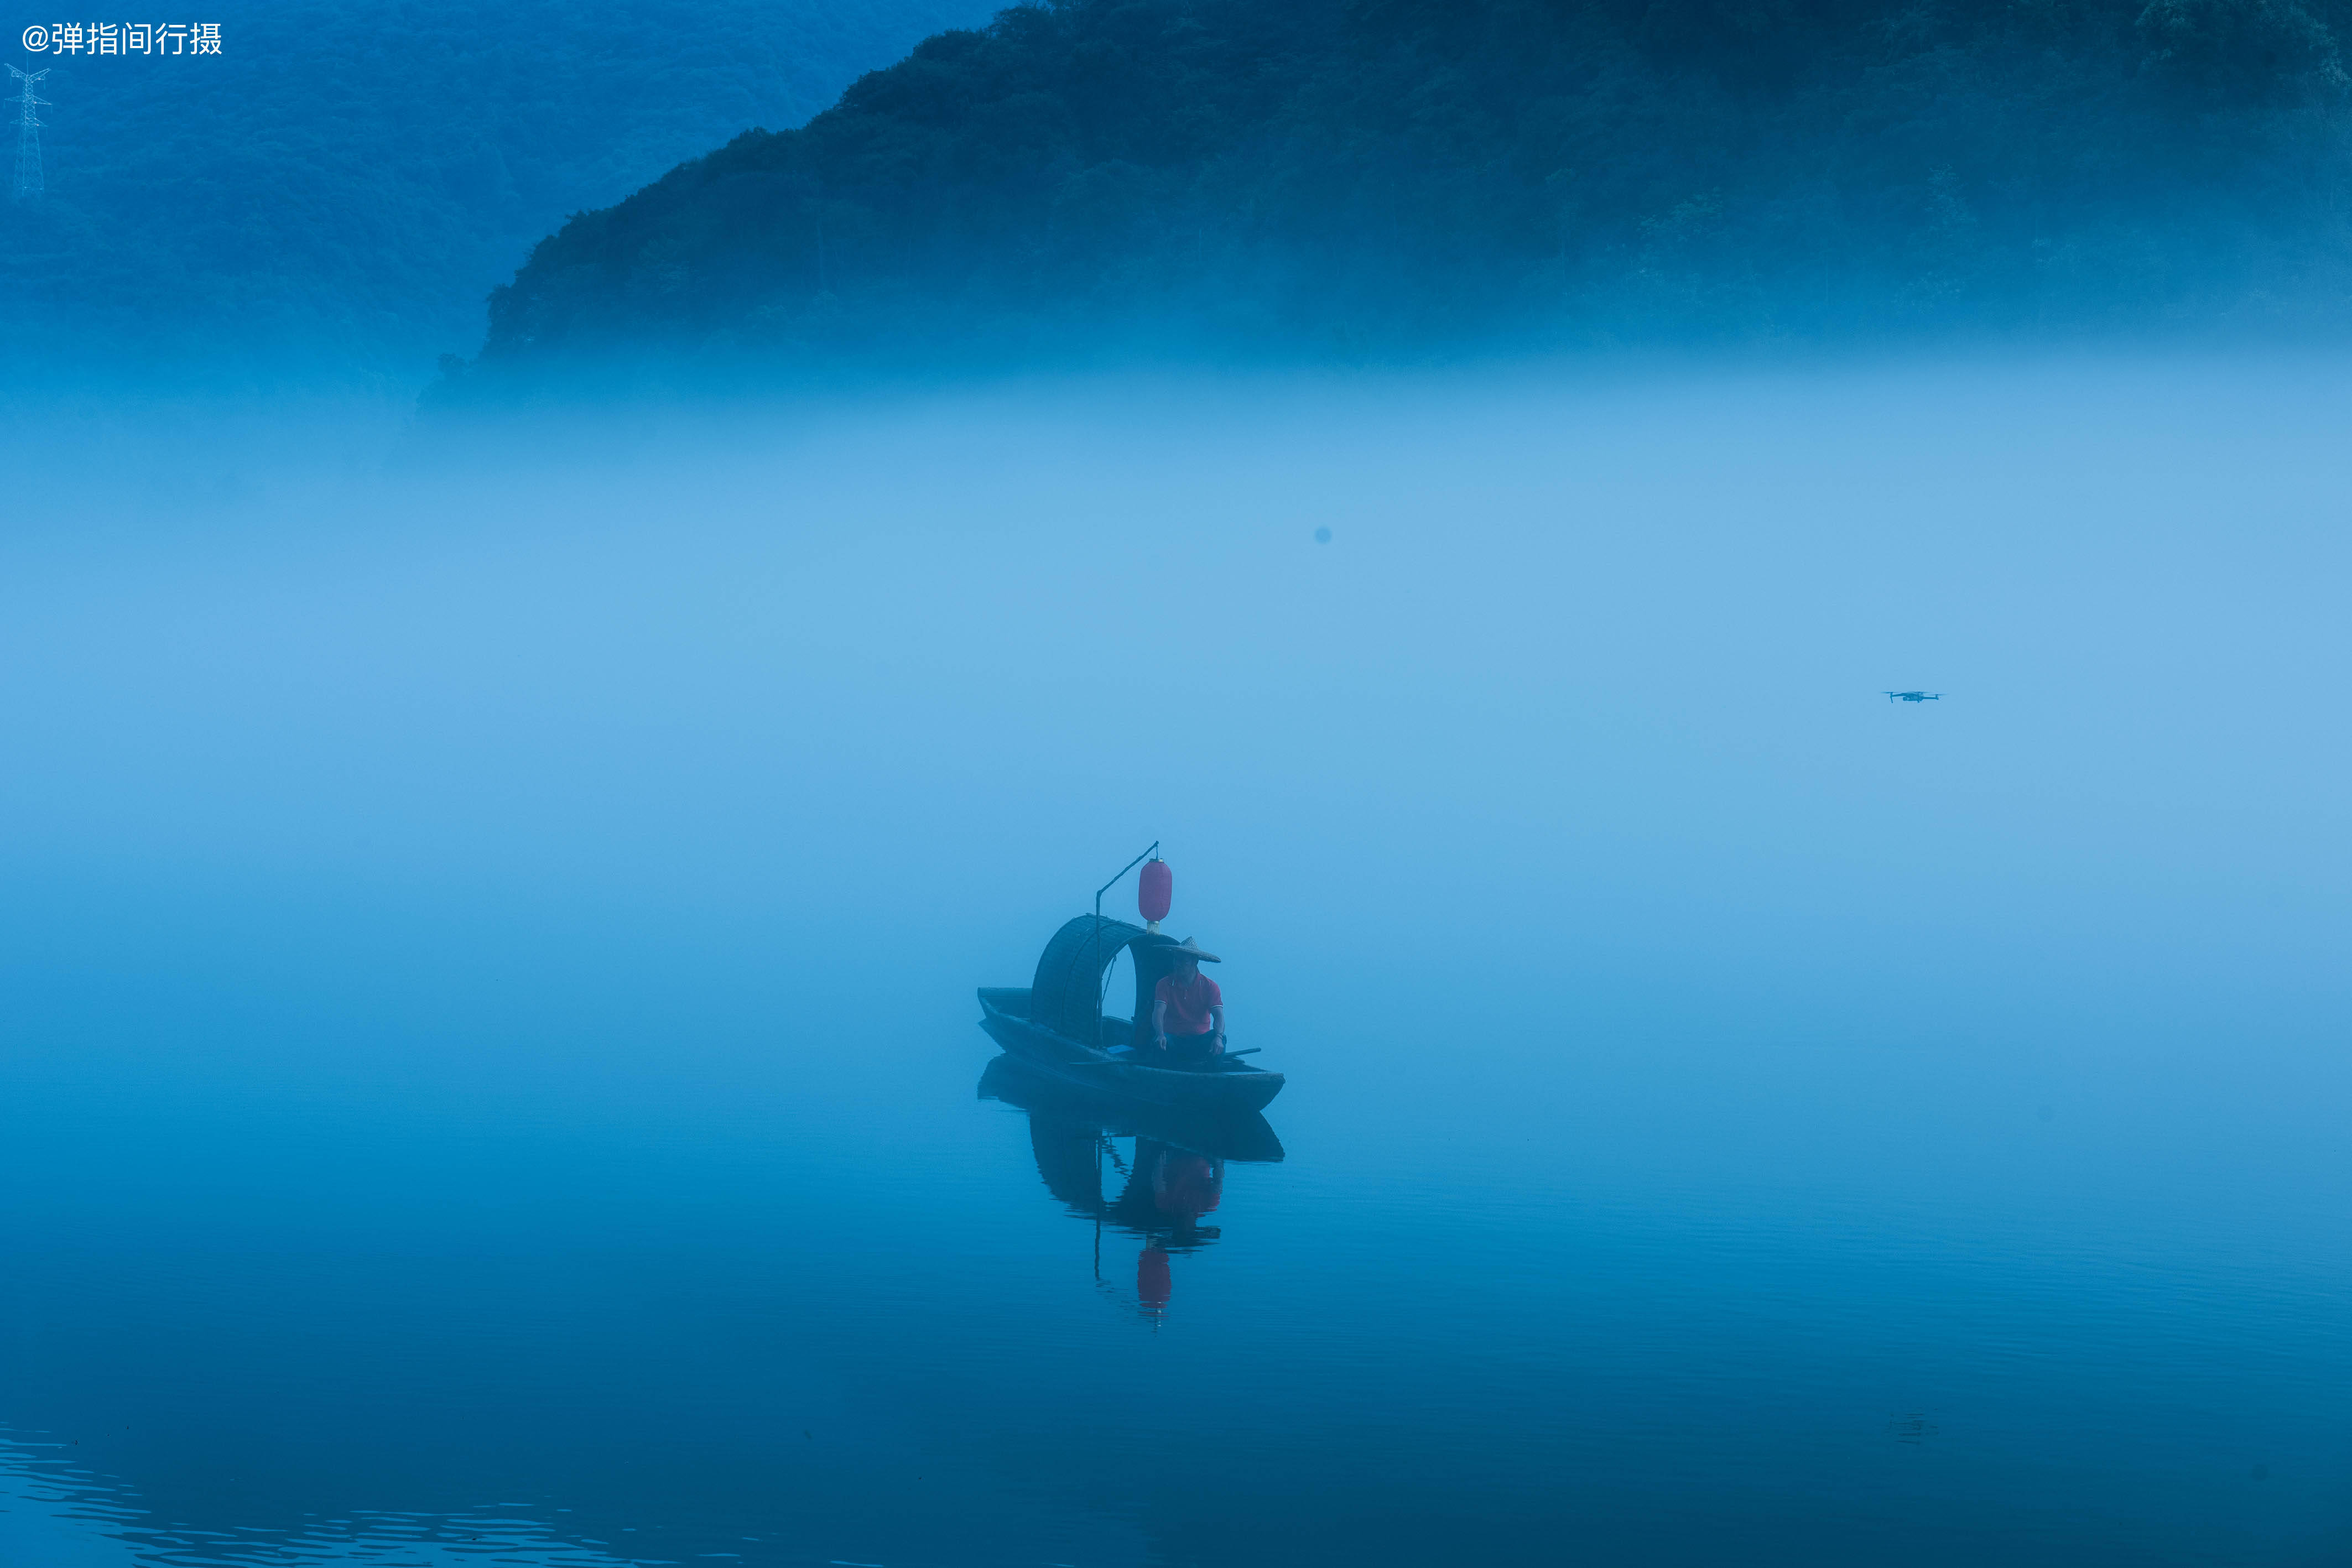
[{"xmin": 1149, "ymin": 937, "xmax": 1225, "ymax": 1061}]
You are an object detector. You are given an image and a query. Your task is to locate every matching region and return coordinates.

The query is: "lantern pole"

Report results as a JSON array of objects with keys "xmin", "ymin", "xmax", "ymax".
[
  {"xmin": 1085, "ymin": 841, "xmax": 1162, "ymax": 1025},
  {"xmin": 1094, "ymin": 841, "xmax": 1159, "ymax": 925}
]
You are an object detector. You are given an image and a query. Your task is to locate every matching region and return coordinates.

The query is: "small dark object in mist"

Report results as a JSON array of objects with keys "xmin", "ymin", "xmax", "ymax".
[
  {"xmin": 1314, "ymin": 527, "xmax": 1331, "ymax": 544},
  {"xmin": 1888, "ymin": 1413, "xmax": 1937, "ymax": 1444},
  {"xmin": 1884, "ymin": 690, "xmax": 1942, "ymax": 703}
]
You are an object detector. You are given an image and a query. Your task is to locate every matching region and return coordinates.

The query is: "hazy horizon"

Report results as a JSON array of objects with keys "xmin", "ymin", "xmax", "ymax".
[{"xmin": 6, "ymin": 348, "xmax": 2350, "ymax": 1564}]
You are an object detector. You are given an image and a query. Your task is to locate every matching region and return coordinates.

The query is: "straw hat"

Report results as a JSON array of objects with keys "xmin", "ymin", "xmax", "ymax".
[{"xmin": 1162, "ymin": 937, "xmax": 1221, "ymax": 963}]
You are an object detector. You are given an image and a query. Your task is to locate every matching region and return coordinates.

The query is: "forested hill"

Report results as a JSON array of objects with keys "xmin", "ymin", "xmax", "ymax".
[
  {"xmin": 462, "ymin": 0, "xmax": 2352, "ymax": 382},
  {"xmin": 0, "ymin": 0, "xmax": 992, "ymax": 386}
]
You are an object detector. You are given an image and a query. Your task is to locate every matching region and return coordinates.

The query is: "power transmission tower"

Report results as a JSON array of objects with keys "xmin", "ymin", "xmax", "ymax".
[{"xmin": 8, "ymin": 65, "xmax": 49, "ymax": 199}]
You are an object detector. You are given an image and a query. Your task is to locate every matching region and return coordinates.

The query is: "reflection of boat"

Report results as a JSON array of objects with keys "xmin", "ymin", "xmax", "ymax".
[
  {"xmin": 980, "ymin": 1054, "xmax": 1283, "ymax": 1316},
  {"xmin": 979, "ymin": 1054, "xmax": 1286, "ymax": 1165},
  {"xmin": 978, "ymin": 915, "xmax": 1286, "ymax": 1112}
]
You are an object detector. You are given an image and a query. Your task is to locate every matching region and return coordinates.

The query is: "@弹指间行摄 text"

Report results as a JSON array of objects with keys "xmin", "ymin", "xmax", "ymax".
[{"xmin": 19, "ymin": 23, "xmax": 221, "ymax": 54}]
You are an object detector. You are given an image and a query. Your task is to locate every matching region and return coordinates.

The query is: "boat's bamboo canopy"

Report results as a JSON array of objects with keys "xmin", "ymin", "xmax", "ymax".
[{"xmin": 1029, "ymin": 914, "xmax": 1175, "ymax": 1043}]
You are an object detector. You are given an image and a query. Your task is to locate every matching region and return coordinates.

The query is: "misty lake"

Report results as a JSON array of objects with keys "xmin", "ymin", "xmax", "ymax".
[{"xmin": 2, "ymin": 355, "xmax": 2347, "ymax": 1566}]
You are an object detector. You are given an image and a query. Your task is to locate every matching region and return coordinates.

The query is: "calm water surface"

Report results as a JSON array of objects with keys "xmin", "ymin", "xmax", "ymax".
[{"xmin": 3, "ymin": 360, "xmax": 2348, "ymax": 1565}]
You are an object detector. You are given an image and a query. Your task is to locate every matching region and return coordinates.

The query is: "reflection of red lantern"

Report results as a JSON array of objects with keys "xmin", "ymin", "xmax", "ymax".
[
  {"xmin": 1139, "ymin": 858, "xmax": 1172, "ymax": 925},
  {"xmin": 1138, "ymin": 1245, "xmax": 1172, "ymax": 1312}
]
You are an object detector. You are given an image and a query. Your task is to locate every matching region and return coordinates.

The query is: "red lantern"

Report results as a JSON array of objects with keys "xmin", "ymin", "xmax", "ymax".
[{"xmin": 1139, "ymin": 858, "xmax": 1172, "ymax": 924}]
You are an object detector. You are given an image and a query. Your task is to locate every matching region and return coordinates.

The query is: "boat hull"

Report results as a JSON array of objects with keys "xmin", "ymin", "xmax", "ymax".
[{"xmin": 978, "ymin": 987, "xmax": 1285, "ymax": 1112}]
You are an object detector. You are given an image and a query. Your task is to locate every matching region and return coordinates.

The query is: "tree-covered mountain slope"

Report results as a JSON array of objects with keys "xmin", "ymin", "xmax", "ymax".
[
  {"xmin": 464, "ymin": 0, "xmax": 2352, "ymax": 381},
  {"xmin": 0, "ymin": 0, "xmax": 993, "ymax": 382}
]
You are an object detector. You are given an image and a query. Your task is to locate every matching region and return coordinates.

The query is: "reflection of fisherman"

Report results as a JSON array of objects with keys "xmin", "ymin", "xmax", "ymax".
[
  {"xmin": 1150, "ymin": 1144, "xmax": 1221, "ymax": 1221},
  {"xmin": 1106, "ymin": 1138, "xmax": 1225, "ymax": 1238},
  {"xmin": 1148, "ymin": 937, "xmax": 1225, "ymax": 1062},
  {"xmin": 1120, "ymin": 1137, "xmax": 1224, "ymax": 1317}
]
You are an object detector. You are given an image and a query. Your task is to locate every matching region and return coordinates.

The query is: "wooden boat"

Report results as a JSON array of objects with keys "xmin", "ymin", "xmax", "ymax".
[{"xmin": 978, "ymin": 915, "xmax": 1286, "ymax": 1112}]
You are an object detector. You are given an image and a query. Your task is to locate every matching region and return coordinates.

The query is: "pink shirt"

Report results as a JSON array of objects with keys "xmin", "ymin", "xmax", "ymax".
[{"xmin": 1154, "ymin": 972, "xmax": 1222, "ymax": 1035}]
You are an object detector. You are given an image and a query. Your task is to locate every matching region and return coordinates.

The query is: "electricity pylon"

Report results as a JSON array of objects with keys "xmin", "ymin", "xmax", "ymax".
[{"xmin": 8, "ymin": 65, "xmax": 48, "ymax": 199}]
